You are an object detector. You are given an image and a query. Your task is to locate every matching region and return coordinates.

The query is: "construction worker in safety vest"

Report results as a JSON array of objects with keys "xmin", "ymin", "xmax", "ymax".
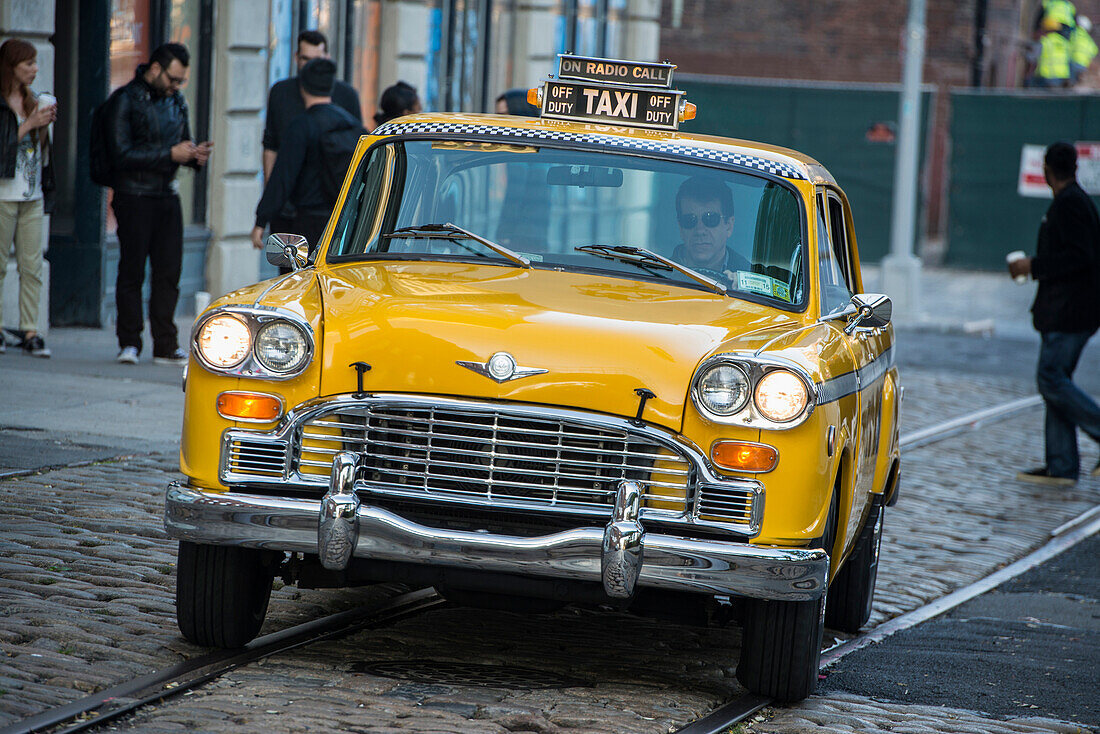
[
  {"xmin": 1037, "ymin": 28, "xmax": 1073, "ymax": 87},
  {"xmin": 1070, "ymin": 16, "xmax": 1098, "ymax": 84},
  {"xmin": 1040, "ymin": 0, "xmax": 1078, "ymax": 37}
]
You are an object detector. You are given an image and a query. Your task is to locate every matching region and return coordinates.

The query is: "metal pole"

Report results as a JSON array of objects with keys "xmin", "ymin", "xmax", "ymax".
[{"xmin": 882, "ymin": 0, "xmax": 926, "ymax": 320}]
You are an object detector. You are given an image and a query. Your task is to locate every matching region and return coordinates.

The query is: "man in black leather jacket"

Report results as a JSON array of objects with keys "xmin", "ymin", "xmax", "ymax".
[
  {"xmin": 103, "ymin": 42, "xmax": 211, "ymax": 365},
  {"xmin": 1009, "ymin": 141, "xmax": 1100, "ymax": 485}
]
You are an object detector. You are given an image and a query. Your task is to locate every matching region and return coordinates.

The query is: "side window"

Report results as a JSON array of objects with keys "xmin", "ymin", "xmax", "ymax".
[
  {"xmin": 816, "ymin": 194, "xmax": 852, "ymax": 316},
  {"xmin": 826, "ymin": 193, "xmax": 855, "ymax": 293}
]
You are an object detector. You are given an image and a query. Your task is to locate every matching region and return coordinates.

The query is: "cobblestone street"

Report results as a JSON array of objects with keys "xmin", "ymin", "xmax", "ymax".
[{"xmin": 1, "ymin": 348, "xmax": 1098, "ymax": 732}]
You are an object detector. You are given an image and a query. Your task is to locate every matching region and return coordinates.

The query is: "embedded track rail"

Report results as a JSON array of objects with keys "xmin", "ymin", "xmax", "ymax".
[
  {"xmin": 0, "ymin": 588, "xmax": 447, "ymax": 734},
  {"xmin": 1, "ymin": 394, "xmax": 1061, "ymax": 734},
  {"xmin": 672, "ymin": 394, "xmax": 1053, "ymax": 733}
]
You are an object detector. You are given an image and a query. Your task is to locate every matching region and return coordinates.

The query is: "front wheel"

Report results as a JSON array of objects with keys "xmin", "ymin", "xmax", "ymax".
[
  {"xmin": 824, "ymin": 501, "xmax": 883, "ymax": 633},
  {"xmin": 175, "ymin": 541, "xmax": 275, "ymax": 648},
  {"xmin": 736, "ymin": 594, "xmax": 825, "ymax": 702}
]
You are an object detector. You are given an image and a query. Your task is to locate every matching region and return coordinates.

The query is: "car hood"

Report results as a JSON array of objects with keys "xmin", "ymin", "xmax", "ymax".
[{"xmin": 315, "ymin": 262, "xmax": 803, "ymax": 432}]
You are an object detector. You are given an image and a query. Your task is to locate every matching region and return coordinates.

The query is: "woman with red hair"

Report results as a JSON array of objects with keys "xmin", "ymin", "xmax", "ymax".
[{"xmin": 0, "ymin": 38, "xmax": 55, "ymax": 358}]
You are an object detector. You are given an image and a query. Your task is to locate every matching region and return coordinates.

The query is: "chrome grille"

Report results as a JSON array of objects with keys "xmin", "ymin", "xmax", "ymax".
[
  {"xmin": 224, "ymin": 436, "xmax": 288, "ymax": 479},
  {"xmin": 698, "ymin": 482, "xmax": 760, "ymax": 525},
  {"xmin": 296, "ymin": 404, "xmax": 693, "ymax": 512}
]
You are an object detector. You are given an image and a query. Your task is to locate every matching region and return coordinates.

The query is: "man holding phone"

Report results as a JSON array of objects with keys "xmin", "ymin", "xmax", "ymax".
[{"xmin": 103, "ymin": 42, "xmax": 211, "ymax": 365}]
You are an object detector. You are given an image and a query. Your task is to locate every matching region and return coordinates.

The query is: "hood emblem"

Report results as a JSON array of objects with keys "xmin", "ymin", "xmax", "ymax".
[{"xmin": 457, "ymin": 352, "xmax": 548, "ymax": 383}]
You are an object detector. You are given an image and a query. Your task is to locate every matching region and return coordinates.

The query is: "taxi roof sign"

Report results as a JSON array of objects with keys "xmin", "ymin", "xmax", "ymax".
[
  {"xmin": 556, "ymin": 54, "xmax": 676, "ymax": 89},
  {"xmin": 535, "ymin": 55, "xmax": 690, "ymax": 132}
]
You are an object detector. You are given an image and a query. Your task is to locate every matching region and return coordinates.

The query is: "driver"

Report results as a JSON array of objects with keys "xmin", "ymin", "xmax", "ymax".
[{"xmin": 672, "ymin": 176, "xmax": 751, "ymax": 285}]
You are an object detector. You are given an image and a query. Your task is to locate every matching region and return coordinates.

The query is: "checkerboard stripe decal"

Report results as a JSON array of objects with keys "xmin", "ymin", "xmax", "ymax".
[{"xmin": 370, "ymin": 121, "xmax": 808, "ymax": 180}]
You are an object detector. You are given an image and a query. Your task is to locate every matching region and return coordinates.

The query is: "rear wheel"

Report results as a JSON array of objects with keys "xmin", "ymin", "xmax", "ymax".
[
  {"xmin": 176, "ymin": 541, "xmax": 275, "ymax": 648},
  {"xmin": 825, "ymin": 501, "xmax": 883, "ymax": 633}
]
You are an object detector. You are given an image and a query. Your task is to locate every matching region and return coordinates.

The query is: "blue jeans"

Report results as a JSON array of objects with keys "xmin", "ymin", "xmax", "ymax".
[{"xmin": 1038, "ymin": 330, "xmax": 1100, "ymax": 478}]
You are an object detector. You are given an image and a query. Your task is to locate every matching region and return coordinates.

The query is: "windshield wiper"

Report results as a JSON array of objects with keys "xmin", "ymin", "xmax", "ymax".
[
  {"xmin": 574, "ymin": 244, "xmax": 726, "ymax": 295},
  {"xmin": 382, "ymin": 223, "xmax": 531, "ymax": 269}
]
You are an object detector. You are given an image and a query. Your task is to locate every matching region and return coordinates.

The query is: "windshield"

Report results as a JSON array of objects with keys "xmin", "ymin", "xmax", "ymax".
[{"xmin": 328, "ymin": 140, "xmax": 806, "ymax": 307}]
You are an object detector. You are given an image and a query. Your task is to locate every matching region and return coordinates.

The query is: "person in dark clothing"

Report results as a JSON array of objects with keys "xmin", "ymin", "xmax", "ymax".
[
  {"xmin": 104, "ymin": 42, "xmax": 211, "ymax": 366},
  {"xmin": 251, "ymin": 58, "xmax": 365, "ymax": 268},
  {"xmin": 372, "ymin": 82, "xmax": 421, "ymax": 127},
  {"xmin": 1009, "ymin": 141, "xmax": 1100, "ymax": 485},
  {"xmin": 672, "ymin": 176, "xmax": 752, "ymax": 287},
  {"xmin": 495, "ymin": 88, "xmax": 538, "ymax": 117},
  {"xmin": 262, "ymin": 29, "xmax": 361, "ymax": 238}
]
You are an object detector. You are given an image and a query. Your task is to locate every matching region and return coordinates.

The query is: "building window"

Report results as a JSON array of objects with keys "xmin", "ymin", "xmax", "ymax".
[
  {"xmin": 427, "ymin": 0, "xmax": 493, "ymax": 112},
  {"xmin": 557, "ymin": 0, "xmax": 623, "ymax": 58}
]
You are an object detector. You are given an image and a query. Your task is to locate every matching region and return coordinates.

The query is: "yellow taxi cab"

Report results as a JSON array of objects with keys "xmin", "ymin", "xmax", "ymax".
[{"xmin": 165, "ymin": 55, "xmax": 900, "ymax": 702}]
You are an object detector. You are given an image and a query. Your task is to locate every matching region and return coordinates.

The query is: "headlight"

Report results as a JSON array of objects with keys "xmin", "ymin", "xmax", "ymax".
[
  {"xmin": 754, "ymin": 369, "xmax": 809, "ymax": 422},
  {"xmin": 696, "ymin": 363, "xmax": 750, "ymax": 416},
  {"xmin": 197, "ymin": 314, "xmax": 251, "ymax": 368},
  {"xmin": 254, "ymin": 321, "xmax": 309, "ymax": 373}
]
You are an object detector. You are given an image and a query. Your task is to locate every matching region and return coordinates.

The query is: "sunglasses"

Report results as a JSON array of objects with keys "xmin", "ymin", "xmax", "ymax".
[
  {"xmin": 160, "ymin": 69, "xmax": 187, "ymax": 86},
  {"xmin": 678, "ymin": 211, "xmax": 723, "ymax": 229}
]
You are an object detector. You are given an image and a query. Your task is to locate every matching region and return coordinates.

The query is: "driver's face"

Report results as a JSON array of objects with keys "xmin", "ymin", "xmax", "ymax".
[{"xmin": 678, "ymin": 197, "xmax": 734, "ymax": 270}]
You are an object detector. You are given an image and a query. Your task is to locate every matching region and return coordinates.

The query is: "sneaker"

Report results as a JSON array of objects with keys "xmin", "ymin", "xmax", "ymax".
[
  {"xmin": 117, "ymin": 346, "xmax": 140, "ymax": 364},
  {"xmin": 20, "ymin": 334, "xmax": 50, "ymax": 358},
  {"xmin": 153, "ymin": 348, "xmax": 188, "ymax": 366},
  {"xmin": 1016, "ymin": 467, "xmax": 1076, "ymax": 487}
]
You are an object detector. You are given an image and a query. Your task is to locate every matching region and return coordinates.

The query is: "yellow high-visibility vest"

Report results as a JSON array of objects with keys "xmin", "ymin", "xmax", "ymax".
[
  {"xmin": 1043, "ymin": 0, "xmax": 1078, "ymax": 29},
  {"xmin": 1039, "ymin": 32, "xmax": 1072, "ymax": 79},
  {"xmin": 1071, "ymin": 26, "xmax": 1098, "ymax": 66}
]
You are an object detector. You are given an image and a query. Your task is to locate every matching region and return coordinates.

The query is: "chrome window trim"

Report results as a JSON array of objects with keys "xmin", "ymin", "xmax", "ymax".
[
  {"xmin": 218, "ymin": 393, "xmax": 764, "ymax": 537},
  {"xmin": 691, "ymin": 353, "xmax": 817, "ymax": 429},
  {"xmin": 192, "ymin": 305, "xmax": 314, "ymax": 380}
]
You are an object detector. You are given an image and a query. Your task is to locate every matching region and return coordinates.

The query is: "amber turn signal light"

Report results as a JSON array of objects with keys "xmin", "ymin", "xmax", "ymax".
[
  {"xmin": 679, "ymin": 101, "xmax": 697, "ymax": 122},
  {"xmin": 527, "ymin": 87, "xmax": 542, "ymax": 108},
  {"xmin": 711, "ymin": 441, "xmax": 778, "ymax": 472},
  {"xmin": 216, "ymin": 392, "xmax": 283, "ymax": 423}
]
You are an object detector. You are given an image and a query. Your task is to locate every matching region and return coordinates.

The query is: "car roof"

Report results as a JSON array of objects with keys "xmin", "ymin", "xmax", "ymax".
[{"xmin": 369, "ymin": 112, "xmax": 838, "ymax": 186}]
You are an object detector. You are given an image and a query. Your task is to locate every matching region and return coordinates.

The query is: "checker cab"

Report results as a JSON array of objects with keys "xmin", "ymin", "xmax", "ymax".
[{"xmin": 166, "ymin": 56, "xmax": 900, "ymax": 703}]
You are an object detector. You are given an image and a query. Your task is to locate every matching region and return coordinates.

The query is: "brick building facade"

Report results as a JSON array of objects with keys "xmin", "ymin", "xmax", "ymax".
[
  {"xmin": 660, "ymin": 0, "xmax": 1100, "ymax": 247},
  {"xmin": 660, "ymin": 0, "xmax": 1100, "ymax": 89}
]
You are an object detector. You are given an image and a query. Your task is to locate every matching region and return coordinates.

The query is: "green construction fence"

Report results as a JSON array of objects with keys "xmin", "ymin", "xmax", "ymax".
[{"xmin": 946, "ymin": 90, "xmax": 1100, "ymax": 270}]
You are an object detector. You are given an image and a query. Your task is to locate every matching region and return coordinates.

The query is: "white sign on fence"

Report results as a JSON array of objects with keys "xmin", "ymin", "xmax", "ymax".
[{"xmin": 1019, "ymin": 142, "xmax": 1100, "ymax": 198}]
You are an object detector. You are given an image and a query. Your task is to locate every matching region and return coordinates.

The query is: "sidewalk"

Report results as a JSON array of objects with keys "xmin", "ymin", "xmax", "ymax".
[
  {"xmin": 0, "ymin": 316, "xmax": 194, "ymax": 473},
  {"xmin": 862, "ymin": 265, "xmax": 1039, "ymax": 341}
]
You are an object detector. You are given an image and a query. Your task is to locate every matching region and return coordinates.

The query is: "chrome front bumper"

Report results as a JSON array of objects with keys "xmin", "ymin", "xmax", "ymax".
[{"xmin": 165, "ymin": 456, "xmax": 827, "ymax": 602}]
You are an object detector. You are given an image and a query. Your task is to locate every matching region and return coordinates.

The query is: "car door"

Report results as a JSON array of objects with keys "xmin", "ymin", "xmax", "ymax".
[{"xmin": 817, "ymin": 189, "xmax": 887, "ymax": 550}]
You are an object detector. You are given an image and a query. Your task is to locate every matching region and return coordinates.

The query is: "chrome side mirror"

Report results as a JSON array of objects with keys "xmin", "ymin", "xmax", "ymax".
[
  {"xmin": 265, "ymin": 233, "xmax": 309, "ymax": 271},
  {"xmin": 844, "ymin": 293, "xmax": 892, "ymax": 334}
]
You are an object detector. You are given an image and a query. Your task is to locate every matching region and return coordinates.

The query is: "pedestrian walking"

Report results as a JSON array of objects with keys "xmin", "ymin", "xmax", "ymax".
[
  {"xmin": 0, "ymin": 38, "xmax": 56, "ymax": 358},
  {"xmin": 1008, "ymin": 141, "xmax": 1100, "ymax": 485},
  {"xmin": 102, "ymin": 42, "xmax": 211, "ymax": 365},
  {"xmin": 251, "ymin": 58, "xmax": 366, "ymax": 267},
  {"xmin": 262, "ymin": 29, "xmax": 361, "ymax": 239},
  {"xmin": 372, "ymin": 82, "xmax": 421, "ymax": 127}
]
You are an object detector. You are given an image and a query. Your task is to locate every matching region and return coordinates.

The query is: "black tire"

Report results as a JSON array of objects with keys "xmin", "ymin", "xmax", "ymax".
[
  {"xmin": 736, "ymin": 594, "xmax": 825, "ymax": 702},
  {"xmin": 824, "ymin": 502, "xmax": 883, "ymax": 633},
  {"xmin": 176, "ymin": 541, "xmax": 275, "ymax": 648},
  {"xmin": 736, "ymin": 484, "xmax": 835, "ymax": 701}
]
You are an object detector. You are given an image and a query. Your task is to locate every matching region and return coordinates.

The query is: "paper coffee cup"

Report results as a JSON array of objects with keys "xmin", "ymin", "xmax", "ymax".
[
  {"xmin": 1006, "ymin": 250, "xmax": 1027, "ymax": 284},
  {"xmin": 37, "ymin": 93, "xmax": 56, "ymax": 110}
]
